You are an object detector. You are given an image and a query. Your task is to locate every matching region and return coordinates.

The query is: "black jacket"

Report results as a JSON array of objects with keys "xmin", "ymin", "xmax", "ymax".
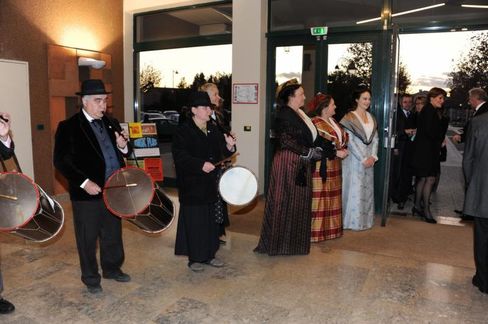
[
  {"xmin": 172, "ymin": 118, "xmax": 234, "ymax": 205},
  {"xmin": 461, "ymin": 102, "xmax": 488, "ymax": 143},
  {"xmin": 0, "ymin": 140, "xmax": 14, "ymax": 160},
  {"xmin": 53, "ymin": 111, "xmax": 131, "ymax": 201}
]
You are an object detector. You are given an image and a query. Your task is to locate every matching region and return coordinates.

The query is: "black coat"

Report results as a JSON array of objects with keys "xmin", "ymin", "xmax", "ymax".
[
  {"xmin": 172, "ymin": 118, "xmax": 234, "ymax": 205},
  {"xmin": 53, "ymin": 111, "xmax": 130, "ymax": 201},
  {"xmin": 0, "ymin": 140, "xmax": 14, "ymax": 160},
  {"xmin": 412, "ymin": 103, "xmax": 444, "ymax": 176},
  {"xmin": 276, "ymin": 106, "xmax": 315, "ymax": 155},
  {"xmin": 395, "ymin": 108, "xmax": 416, "ymax": 149}
]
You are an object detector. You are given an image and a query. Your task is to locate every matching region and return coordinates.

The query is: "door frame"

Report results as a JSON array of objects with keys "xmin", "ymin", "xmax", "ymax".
[{"xmin": 265, "ymin": 30, "xmax": 393, "ymax": 220}]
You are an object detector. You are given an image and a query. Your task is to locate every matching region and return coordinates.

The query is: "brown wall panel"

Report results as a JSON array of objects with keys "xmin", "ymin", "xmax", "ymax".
[{"xmin": 0, "ymin": 0, "xmax": 124, "ymax": 194}]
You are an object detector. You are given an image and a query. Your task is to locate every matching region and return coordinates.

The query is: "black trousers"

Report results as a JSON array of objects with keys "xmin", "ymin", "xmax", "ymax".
[
  {"xmin": 72, "ymin": 199, "xmax": 125, "ymax": 287},
  {"xmin": 473, "ymin": 216, "xmax": 488, "ymax": 292},
  {"xmin": 390, "ymin": 146, "xmax": 413, "ymax": 203}
]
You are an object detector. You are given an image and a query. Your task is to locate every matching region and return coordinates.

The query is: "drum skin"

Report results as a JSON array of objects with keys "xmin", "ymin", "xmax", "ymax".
[
  {"xmin": 0, "ymin": 172, "xmax": 39, "ymax": 230},
  {"xmin": 0, "ymin": 172, "xmax": 65, "ymax": 242},
  {"xmin": 104, "ymin": 167, "xmax": 155, "ymax": 218},
  {"xmin": 103, "ymin": 167, "xmax": 174, "ymax": 233},
  {"xmin": 218, "ymin": 166, "xmax": 258, "ymax": 206}
]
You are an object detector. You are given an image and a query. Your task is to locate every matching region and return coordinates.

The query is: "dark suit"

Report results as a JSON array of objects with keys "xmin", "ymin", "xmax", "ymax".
[
  {"xmin": 0, "ymin": 139, "xmax": 14, "ymax": 295},
  {"xmin": 459, "ymin": 102, "xmax": 488, "ymax": 143},
  {"xmin": 463, "ymin": 112, "xmax": 488, "ymax": 293},
  {"xmin": 391, "ymin": 108, "xmax": 416, "ymax": 203},
  {"xmin": 53, "ymin": 111, "xmax": 130, "ymax": 287}
]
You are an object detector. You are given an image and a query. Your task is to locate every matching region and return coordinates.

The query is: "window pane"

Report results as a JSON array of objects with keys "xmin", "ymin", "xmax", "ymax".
[{"xmin": 136, "ymin": 3, "xmax": 232, "ymax": 43}]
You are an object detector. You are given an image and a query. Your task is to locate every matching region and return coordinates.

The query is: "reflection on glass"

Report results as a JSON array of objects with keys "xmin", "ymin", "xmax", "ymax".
[
  {"xmin": 327, "ymin": 43, "xmax": 372, "ymax": 120},
  {"xmin": 275, "ymin": 46, "xmax": 303, "ymax": 85}
]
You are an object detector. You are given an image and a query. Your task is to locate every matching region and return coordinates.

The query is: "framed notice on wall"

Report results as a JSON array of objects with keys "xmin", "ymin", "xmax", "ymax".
[{"xmin": 232, "ymin": 83, "xmax": 258, "ymax": 104}]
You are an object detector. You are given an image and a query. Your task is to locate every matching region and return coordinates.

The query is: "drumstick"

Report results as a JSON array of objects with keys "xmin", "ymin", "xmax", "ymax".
[
  {"xmin": 105, "ymin": 183, "xmax": 138, "ymax": 189},
  {"xmin": 214, "ymin": 152, "xmax": 239, "ymax": 166},
  {"xmin": 0, "ymin": 193, "xmax": 17, "ymax": 200}
]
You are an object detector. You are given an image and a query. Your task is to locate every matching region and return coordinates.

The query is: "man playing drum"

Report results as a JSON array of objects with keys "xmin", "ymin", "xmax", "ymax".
[
  {"xmin": 53, "ymin": 80, "xmax": 131, "ymax": 294},
  {"xmin": 0, "ymin": 111, "xmax": 15, "ymax": 314}
]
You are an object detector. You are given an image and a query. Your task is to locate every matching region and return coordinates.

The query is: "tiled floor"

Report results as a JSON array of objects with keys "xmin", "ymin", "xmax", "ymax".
[{"xmin": 1, "ymin": 136, "xmax": 486, "ymax": 323}]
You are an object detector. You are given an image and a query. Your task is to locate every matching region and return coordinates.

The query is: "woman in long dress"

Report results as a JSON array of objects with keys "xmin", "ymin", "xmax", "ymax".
[
  {"xmin": 254, "ymin": 79, "xmax": 334, "ymax": 255},
  {"xmin": 310, "ymin": 94, "xmax": 349, "ymax": 242},
  {"xmin": 340, "ymin": 88, "xmax": 378, "ymax": 230},
  {"xmin": 172, "ymin": 91, "xmax": 236, "ymax": 272}
]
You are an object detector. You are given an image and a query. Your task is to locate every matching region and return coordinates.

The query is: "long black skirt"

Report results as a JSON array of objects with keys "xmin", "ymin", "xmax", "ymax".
[{"xmin": 175, "ymin": 204, "xmax": 220, "ymax": 263}]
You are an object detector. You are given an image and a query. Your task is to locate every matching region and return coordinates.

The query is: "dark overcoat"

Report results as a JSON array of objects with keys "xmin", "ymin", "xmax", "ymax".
[
  {"xmin": 53, "ymin": 111, "xmax": 130, "ymax": 201},
  {"xmin": 172, "ymin": 118, "xmax": 233, "ymax": 205},
  {"xmin": 463, "ymin": 113, "xmax": 488, "ymax": 218}
]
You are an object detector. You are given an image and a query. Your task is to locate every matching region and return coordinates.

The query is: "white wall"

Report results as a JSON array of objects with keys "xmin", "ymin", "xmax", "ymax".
[
  {"xmin": 232, "ymin": 0, "xmax": 267, "ymax": 193},
  {"xmin": 0, "ymin": 59, "xmax": 34, "ymax": 179}
]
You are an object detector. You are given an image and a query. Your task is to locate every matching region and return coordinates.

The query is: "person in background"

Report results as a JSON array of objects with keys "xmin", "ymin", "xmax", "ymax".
[
  {"xmin": 340, "ymin": 87, "xmax": 378, "ymax": 231},
  {"xmin": 411, "ymin": 87, "xmax": 447, "ymax": 224},
  {"xmin": 172, "ymin": 91, "xmax": 236, "ymax": 272},
  {"xmin": 53, "ymin": 79, "xmax": 132, "ymax": 294},
  {"xmin": 452, "ymin": 88, "xmax": 488, "ymax": 144},
  {"xmin": 200, "ymin": 83, "xmax": 231, "ymax": 244},
  {"xmin": 390, "ymin": 94, "xmax": 416, "ymax": 210},
  {"xmin": 0, "ymin": 112, "xmax": 15, "ymax": 314},
  {"xmin": 413, "ymin": 94, "xmax": 427, "ymax": 114},
  {"xmin": 309, "ymin": 94, "xmax": 349, "ymax": 242}
]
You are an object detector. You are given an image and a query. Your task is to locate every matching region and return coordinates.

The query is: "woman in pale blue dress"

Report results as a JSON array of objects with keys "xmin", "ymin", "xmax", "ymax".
[{"xmin": 340, "ymin": 88, "xmax": 378, "ymax": 230}]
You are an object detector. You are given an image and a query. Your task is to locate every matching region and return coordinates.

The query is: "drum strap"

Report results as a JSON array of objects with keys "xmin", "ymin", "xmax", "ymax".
[{"xmin": 0, "ymin": 153, "xmax": 21, "ymax": 173}]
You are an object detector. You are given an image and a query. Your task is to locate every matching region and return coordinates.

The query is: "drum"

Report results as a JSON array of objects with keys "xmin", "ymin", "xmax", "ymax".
[
  {"xmin": 0, "ymin": 172, "xmax": 65, "ymax": 242},
  {"xmin": 218, "ymin": 166, "xmax": 258, "ymax": 206},
  {"xmin": 103, "ymin": 167, "xmax": 174, "ymax": 233}
]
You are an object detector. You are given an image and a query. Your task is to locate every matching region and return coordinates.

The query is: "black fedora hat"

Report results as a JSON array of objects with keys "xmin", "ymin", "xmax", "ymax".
[
  {"xmin": 188, "ymin": 91, "xmax": 211, "ymax": 107},
  {"xmin": 76, "ymin": 79, "xmax": 111, "ymax": 96}
]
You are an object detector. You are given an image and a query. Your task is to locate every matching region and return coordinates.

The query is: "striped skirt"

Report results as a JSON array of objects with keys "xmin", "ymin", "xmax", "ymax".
[
  {"xmin": 254, "ymin": 150, "xmax": 312, "ymax": 255},
  {"xmin": 311, "ymin": 158, "xmax": 343, "ymax": 242}
]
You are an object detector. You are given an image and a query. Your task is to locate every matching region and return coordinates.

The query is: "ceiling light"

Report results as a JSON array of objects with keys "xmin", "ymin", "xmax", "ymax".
[
  {"xmin": 357, "ymin": 3, "xmax": 446, "ymax": 24},
  {"xmin": 461, "ymin": 4, "xmax": 488, "ymax": 9}
]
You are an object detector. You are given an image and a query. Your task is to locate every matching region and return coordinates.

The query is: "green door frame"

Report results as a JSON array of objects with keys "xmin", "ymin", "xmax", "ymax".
[{"xmin": 265, "ymin": 29, "xmax": 393, "ymax": 219}]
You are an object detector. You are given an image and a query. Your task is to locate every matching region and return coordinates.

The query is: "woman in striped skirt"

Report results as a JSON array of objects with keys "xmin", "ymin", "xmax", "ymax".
[
  {"xmin": 254, "ymin": 80, "xmax": 334, "ymax": 255},
  {"xmin": 309, "ymin": 94, "xmax": 349, "ymax": 242}
]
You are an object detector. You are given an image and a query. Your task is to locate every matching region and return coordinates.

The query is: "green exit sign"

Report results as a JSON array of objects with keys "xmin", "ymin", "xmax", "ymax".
[{"xmin": 310, "ymin": 26, "xmax": 328, "ymax": 36}]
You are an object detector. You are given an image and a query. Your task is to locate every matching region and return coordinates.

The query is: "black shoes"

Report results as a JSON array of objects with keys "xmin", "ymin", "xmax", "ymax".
[
  {"xmin": 412, "ymin": 206, "xmax": 424, "ymax": 218},
  {"xmin": 87, "ymin": 285, "xmax": 103, "ymax": 294},
  {"xmin": 412, "ymin": 206, "xmax": 436, "ymax": 224},
  {"xmin": 424, "ymin": 217, "xmax": 437, "ymax": 224},
  {"xmin": 472, "ymin": 275, "xmax": 488, "ymax": 294},
  {"xmin": 103, "ymin": 271, "xmax": 131, "ymax": 282},
  {"xmin": 0, "ymin": 298, "xmax": 14, "ymax": 314}
]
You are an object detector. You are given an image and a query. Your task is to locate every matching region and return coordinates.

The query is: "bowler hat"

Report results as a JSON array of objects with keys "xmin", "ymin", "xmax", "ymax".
[
  {"xmin": 76, "ymin": 79, "xmax": 111, "ymax": 96},
  {"xmin": 189, "ymin": 91, "xmax": 211, "ymax": 107}
]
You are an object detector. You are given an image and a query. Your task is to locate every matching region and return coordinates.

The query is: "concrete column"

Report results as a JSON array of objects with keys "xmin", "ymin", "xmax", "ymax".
[{"xmin": 232, "ymin": 0, "xmax": 267, "ymax": 193}]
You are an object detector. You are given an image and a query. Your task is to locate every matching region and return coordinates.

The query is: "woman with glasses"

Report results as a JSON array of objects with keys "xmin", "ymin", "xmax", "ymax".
[{"xmin": 254, "ymin": 79, "xmax": 334, "ymax": 255}]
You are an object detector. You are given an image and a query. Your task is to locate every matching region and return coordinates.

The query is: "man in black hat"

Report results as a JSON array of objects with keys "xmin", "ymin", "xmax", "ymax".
[
  {"xmin": 173, "ymin": 91, "xmax": 236, "ymax": 272},
  {"xmin": 53, "ymin": 79, "xmax": 131, "ymax": 294},
  {"xmin": 0, "ymin": 112, "xmax": 15, "ymax": 314}
]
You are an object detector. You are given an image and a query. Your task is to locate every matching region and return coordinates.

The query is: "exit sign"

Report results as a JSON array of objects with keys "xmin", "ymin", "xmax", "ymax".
[{"xmin": 310, "ymin": 26, "xmax": 328, "ymax": 36}]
